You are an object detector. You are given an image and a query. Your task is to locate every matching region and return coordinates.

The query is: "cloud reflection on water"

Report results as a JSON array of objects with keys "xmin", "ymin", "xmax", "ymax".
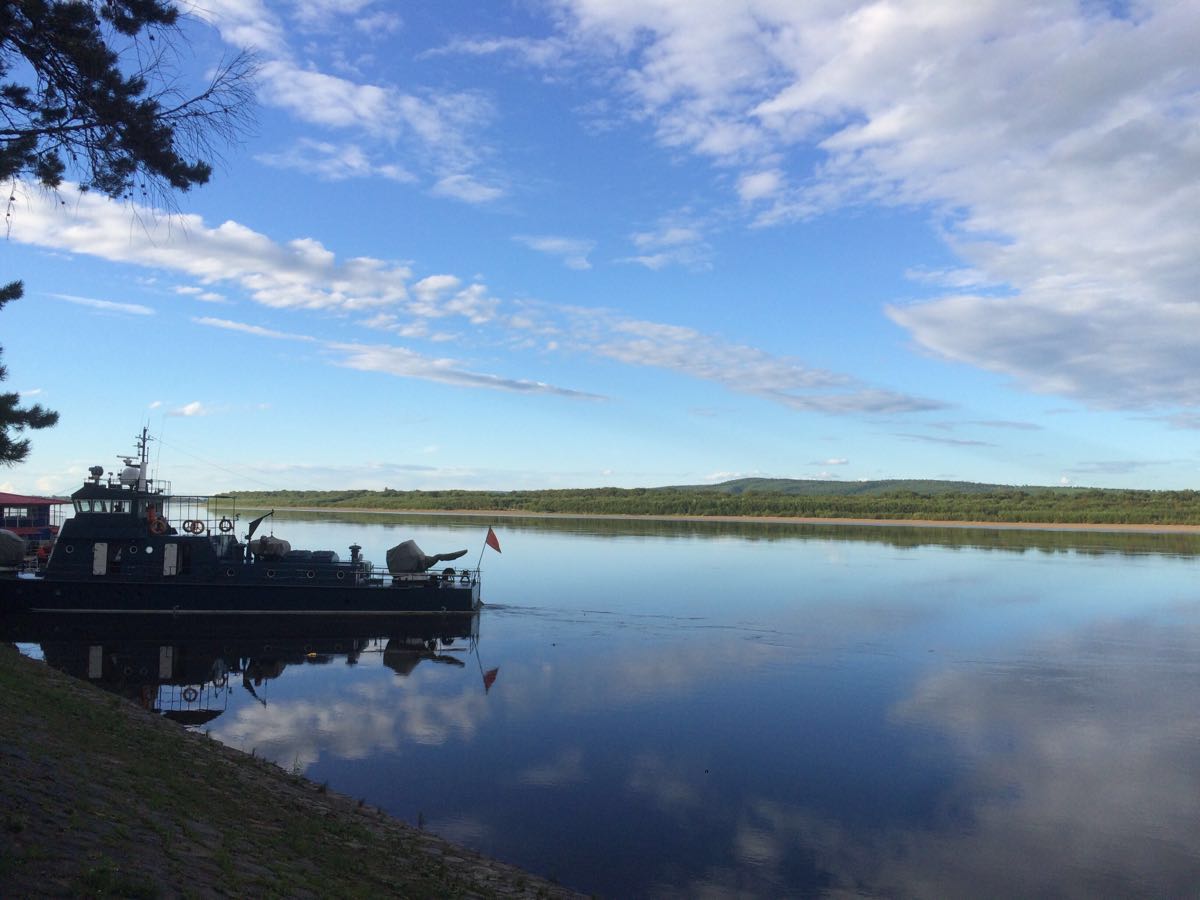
[{"xmin": 659, "ymin": 614, "xmax": 1200, "ymax": 897}]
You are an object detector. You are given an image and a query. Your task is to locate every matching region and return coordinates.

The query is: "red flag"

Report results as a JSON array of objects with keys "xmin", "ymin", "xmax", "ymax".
[
  {"xmin": 483, "ymin": 667, "xmax": 499, "ymax": 693},
  {"xmin": 485, "ymin": 526, "xmax": 501, "ymax": 553}
]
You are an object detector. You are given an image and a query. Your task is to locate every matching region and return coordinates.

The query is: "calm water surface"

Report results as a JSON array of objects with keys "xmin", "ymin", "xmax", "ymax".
[{"xmin": 16, "ymin": 514, "xmax": 1200, "ymax": 897}]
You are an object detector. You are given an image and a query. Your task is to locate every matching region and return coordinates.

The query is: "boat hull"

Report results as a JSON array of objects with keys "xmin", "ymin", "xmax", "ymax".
[{"xmin": 0, "ymin": 575, "xmax": 480, "ymax": 616}]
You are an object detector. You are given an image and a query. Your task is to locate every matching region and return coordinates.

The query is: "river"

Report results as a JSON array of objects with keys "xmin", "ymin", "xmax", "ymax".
[{"xmin": 15, "ymin": 512, "xmax": 1200, "ymax": 897}]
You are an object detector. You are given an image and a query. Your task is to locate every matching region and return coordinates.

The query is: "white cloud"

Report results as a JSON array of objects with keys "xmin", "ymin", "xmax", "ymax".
[
  {"xmin": 49, "ymin": 293, "xmax": 155, "ymax": 316},
  {"xmin": 514, "ymin": 235, "xmax": 595, "ymax": 270},
  {"xmin": 551, "ymin": 1, "xmax": 1200, "ymax": 412},
  {"xmin": 175, "ymin": 286, "xmax": 228, "ymax": 303},
  {"xmin": 431, "ymin": 174, "xmax": 506, "ymax": 204},
  {"xmin": 191, "ymin": 0, "xmax": 289, "ymax": 56},
  {"xmin": 552, "ymin": 308, "xmax": 943, "ymax": 414},
  {"xmin": 427, "ymin": 36, "xmax": 572, "ymax": 69},
  {"xmin": 329, "ymin": 341, "xmax": 606, "ymax": 398},
  {"xmin": 193, "ymin": 317, "xmax": 318, "ymax": 342},
  {"xmin": 197, "ymin": 1, "xmax": 494, "ymax": 190},
  {"xmin": 15, "ymin": 188, "xmax": 424, "ymax": 314},
  {"xmin": 256, "ymin": 139, "xmax": 417, "ymax": 183},
  {"xmin": 12, "ymin": 189, "xmax": 937, "ymax": 419},
  {"xmin": 169, "ymin": 401, "xmax": 210, "ymax": 417},
  {"xmin": 623, "ymin": 218, "xmax": 711, "ymax": 270},
  {"xmin": 738, "ymin": 169, "xmax": 785, "ymax": 202}
]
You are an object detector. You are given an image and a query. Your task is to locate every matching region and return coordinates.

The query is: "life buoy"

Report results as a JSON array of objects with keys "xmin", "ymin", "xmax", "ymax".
[
  {"xmin": 182, "ymin": 686, "xmax": 199, "ymax": 702},
  {"xmin": 459, "ymin": 571, "xmax": 470, "ymax": 584},
  {"xmin": 219, "ymin": 517, "xmax": 234, "ymax": 533},
  {"xmin": 150, "ymin": 518, "xmax": 167, "ymax": 535}
]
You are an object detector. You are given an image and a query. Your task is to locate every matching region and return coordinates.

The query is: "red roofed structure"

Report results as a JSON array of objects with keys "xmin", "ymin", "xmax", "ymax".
[{"xmin": 0, "ymin": 491, "xmax": 68, "ymax": 546}]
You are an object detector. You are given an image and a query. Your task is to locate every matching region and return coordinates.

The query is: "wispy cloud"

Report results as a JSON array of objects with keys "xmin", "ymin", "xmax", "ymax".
[
  {"xmin": 49, "ymin": 293, "xmax": 154, "ymax": 316},
  {"xmin": 19, "ymin": 189, "xmax": 415, "ymax": 313},
  {"xmin": 256, "ymin": 139, "xmax": 417, "ymax": 183},
  {"xmin": 546, "ymin": 2, "xmax": 1200, "ymax": 413},
  {"xmin": 514, "ymin": 235, "xmax": 595, "ymax": 270},
  {"xmin": 169, "ymin": 401, "xmax": 211, "ymax": 418},
  {"xmin": 431, "ymin": 174, "xmax": 505, "ymax": 204},
  {"xmin": 1064, "ymin": 459, "xmax": 1173, "ymax": 476},
  {"xmin": 896, "ymin": 434, "xmax": 996, "ymax": 448},
  {"xmin": 193, "ymin": 317, "xmax": 318, "ymax": 342},
  {"xmin": 622, "ymin": 218, "xmax": 711, "ymax": 271},
  {"xmin": 174, "ymin": 286, "xmax": 227, "ymax": 304},
  {"xmin": 15, "ymin": 187, "xmax": 939, "ymax": 418},
  {"xmin": 542, "ymin": 309, "xmax": 944, "ymax": 415},
  {"xmin": 426, "ymin": 35, "xmax": 572, "ymax": 69},
  {"xmin": 196, "ymin": 2, "xmax": 495, "ymax": 192},
  {"xmin": 328, "ymin": 342, "xmax": 606, "ymax": 399}
]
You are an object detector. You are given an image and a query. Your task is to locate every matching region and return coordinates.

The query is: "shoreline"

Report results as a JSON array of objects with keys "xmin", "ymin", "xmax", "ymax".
[
  {"xmin": 241, "ymin": 506, "xmax": 1200, "ymax": 535},
  {"xmin": 0, "ymin": 643, "xmax": 582, "ymax": 897}
]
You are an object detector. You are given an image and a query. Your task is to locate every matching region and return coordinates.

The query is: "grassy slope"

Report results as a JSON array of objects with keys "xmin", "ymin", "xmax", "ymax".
[{"xmin": 0, "ymin": 644, "xmax": 578, "ymax": 898}]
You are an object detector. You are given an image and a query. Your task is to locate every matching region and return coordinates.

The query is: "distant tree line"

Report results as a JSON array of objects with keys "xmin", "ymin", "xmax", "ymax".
[{"xmin": 225, "ymin": 486, "xmax": 1200, "ymax": 526}]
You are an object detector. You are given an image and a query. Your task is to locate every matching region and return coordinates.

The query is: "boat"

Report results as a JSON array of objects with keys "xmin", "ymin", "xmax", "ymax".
[{"xmin": 0, "ymin": 429, "xmax": 482, "ymax": 617}]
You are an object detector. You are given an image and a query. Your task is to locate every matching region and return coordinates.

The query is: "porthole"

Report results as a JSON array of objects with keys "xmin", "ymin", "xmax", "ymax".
[
  {"xmin": 267, "ymin": 569, "xmax": 276, "ymax": 579},
  {"xmin": 336, "ymin": 571, "xmax": 345, "ymax": 580},
  {"xmin": 306, "ymin": 570, "xmax": 315, "ymax": 579},
  {"xmin": 145, "ymin": 546, "xmax": 154, "ymax": 555},
  {"xmin": 226, "ymin": 568, "xmax": 235, "ymax": 577},
  {"xmin": 64, "ymin": 544, "xmax": 74, "ymax": 554},
  {"xmin": 129, "ymin": 545, "xmax": 139, "ymax": 554}
]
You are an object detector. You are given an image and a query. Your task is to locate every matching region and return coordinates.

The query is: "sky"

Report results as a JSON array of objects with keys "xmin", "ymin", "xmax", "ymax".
[{"xmin": 3, "ymin": 0, "xmax": 1199, "ymax": 495}]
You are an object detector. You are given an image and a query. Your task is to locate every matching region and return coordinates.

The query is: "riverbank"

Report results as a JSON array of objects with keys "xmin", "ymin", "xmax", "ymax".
[
  {"xmin": 243, "ymin": 505, "xmax": 1200, "ymax": 535},
  {"xmin": 0, "ymin": 644, "xmax": 581, "ymax": 898}
]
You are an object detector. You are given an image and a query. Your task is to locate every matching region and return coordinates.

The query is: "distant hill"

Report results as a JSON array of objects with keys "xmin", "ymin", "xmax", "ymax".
[{"xmin": 662, "ymin": 477, "xmax": 1052, "ymax": 497}]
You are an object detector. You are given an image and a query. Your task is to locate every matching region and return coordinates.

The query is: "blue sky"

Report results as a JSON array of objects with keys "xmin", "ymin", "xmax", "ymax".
[{"xmin": 3, "ymin": 0, "xmax": 1199, "ymax": 495}]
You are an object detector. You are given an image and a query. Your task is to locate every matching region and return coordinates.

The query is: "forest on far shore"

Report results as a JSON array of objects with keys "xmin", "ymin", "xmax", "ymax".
[{"xmin": 225, "ymin": 478, "xmax": 1200, "ymax": 525}]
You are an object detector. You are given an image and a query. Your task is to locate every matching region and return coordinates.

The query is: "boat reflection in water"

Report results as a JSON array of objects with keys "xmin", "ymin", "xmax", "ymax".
[{"xmin": 2, "ymin": 610, "xmax": 480, "ymax": 728}]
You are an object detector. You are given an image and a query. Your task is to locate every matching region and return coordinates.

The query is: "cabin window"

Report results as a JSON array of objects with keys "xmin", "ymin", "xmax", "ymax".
[{"xmin": 112, "ymin": 501, "xmax": 126, "ymax": 513}]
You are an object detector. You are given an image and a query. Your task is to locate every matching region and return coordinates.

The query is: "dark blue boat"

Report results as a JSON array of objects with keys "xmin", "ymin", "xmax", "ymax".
[{"xmin": 1, "ymin": 429, "xmax": 480, "ymax": 617}]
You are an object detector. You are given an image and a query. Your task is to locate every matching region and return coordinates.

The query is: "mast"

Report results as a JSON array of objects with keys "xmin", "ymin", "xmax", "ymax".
[
  {"xmin": 119, "ymin": 427, "xmax": 152, "ymax": 494},
  {"xmin": 137, "ymin": 426, "xmax": 150, "ymax": 492}
]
